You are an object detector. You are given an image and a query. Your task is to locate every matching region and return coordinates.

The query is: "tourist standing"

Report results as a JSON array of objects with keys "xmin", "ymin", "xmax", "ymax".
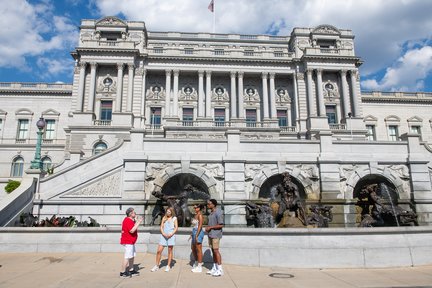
[
  {"xmin": 191, "ymin": 203, "xmax": 205, "ymax": 273},
  {"xmin": 151, "ymin": 207, "xmax": 178, "ymax": 272},
  {"xmin": 205, "ymin": 199, "xmax": 224, "ymax": 277},
  {"xmin": 120, "ymin": 207, "xmax": 143, "ymax": 277}
]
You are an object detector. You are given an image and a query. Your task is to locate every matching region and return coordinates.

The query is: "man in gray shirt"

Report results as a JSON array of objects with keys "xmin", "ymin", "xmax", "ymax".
[{"xmin": 205, "ymin": 199, "xmax": 224, "ymax": 277}]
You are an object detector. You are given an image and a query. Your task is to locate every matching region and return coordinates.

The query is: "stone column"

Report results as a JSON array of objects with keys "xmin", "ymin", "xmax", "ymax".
[
  {"xmin": 340, "ymin": 70, "xmax": 350, "ymax": 118},
  {"xmin": 262, "ymin": 72, "xmax": 269, "ymax": 120},
  {"xmin": 198, "ymin": 70, "xmax": 205, "ymax": 117},
  {"xmin": 292, "ymin": 73, "xmax": 300, "ymax": 127},
  {"xmin": 140, "ymin": 69, "xmax": 147, "ymax": 127},
  {"xmin": 165, "ymin": 70, "xmax": 171, "ymax": 117},
  {"xmin": 115, "ymin": 63, "xmax": 124, "ymax": 112},
  {"xmin": 269, "ymin": 73, "xmax": 276, "ymax": 119},
  {"xmin": 173, "ymin": 70, "xmax": 179, "ymax": 117},
  {"xmin": 238, "ymin": 72, "xmax": 244, "ymax": 118},
  {"xmin": 316, "ymin": 69, "xmax": 326, "ymax": 117},
  {"xmin": 205, "ymin": 71, "xmax": 212, "ymax": 117},
  {"xmin": 87, "ymin": 62, "xmax": 97, "ymax": 112},
  {"xmin": 77, "ymin": 62, "xmax": 87, "ymax": 112},
  {"xmin": 126, "ymin": 63, "xmax": 134, "ymax": 112},
  {"xmin": 230, "ymin": 71, "xmax": 237, "ymax": 119},
  {"xmin": 350, "ymin": 70, "xmax": 359, "ymax": 117},
  {"xmin": 306, "ymin": 69, "xmax": 315, "ymax": 116}
]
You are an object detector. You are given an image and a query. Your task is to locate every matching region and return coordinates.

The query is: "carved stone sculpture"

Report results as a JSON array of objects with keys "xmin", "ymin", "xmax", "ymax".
[
  {"xmin": 245, "ymin": 201, "xmax": 274, "ymax": 228},
  {"xmin": 306, "ymin": 205, "xmax": 333, "ymax": 228}
]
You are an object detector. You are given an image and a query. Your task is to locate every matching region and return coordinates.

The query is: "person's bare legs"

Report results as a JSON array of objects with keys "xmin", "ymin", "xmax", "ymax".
[
  {"xmin": 122, "ymin": 258, "xmax": 129, "ymax": 272},
  {"xmin": 155, "ymin": 244, "xmax": 164, "ymax": 266},
  {"xmin": 167, "ymin": 246, "xmax": 173, "ymax": 267},
  {"xmin": 196, "ymin": 243, "xmax": 203, "ymax": 263},
  {"xmin": 212, "ymin": 248, "xmax": 221, "ymax": 265},
  {"xmin": 128, "ymin": 257, "xmax": 134, "ymax": 271},
  {"xmin": 191, "ymin": 243, "xmax": 197, "ymax": 263}
]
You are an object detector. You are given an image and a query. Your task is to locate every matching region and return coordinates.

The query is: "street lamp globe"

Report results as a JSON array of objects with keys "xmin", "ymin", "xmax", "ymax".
[{"xmin": 36, "ymin": 117, "xmax": 46, "ymax": 130}]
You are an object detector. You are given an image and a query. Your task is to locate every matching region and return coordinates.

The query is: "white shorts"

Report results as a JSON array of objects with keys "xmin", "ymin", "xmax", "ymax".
[{"xmin": 123, "ymin": 244, "xmax": 136, "ymax": 259}]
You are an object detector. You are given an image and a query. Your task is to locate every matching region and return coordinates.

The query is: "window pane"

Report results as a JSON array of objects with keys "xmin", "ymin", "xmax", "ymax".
[
  {"xmin": 11, "ymin": 157, "xmax": 24, "ymax": 177},
  {"xmin": 246, "ymin": 109, "xmax": 256, "ymax": 127},
  {"xmin": 45, "ymin": 119, "xmax": 56, "ymax": 139},
  {"xmin": 41, "ymin": 157, "xmax": 52, "ymax": 172},
  {"xmin": 150, "ymin": 107, "xmax": 161, "ymax": 127},
  {"xmin": 100, "ymin": 101, "xmax": 112, "ymax": 121},
  {"xmin": 410, "ymin": 126, "xmax": 421, "ymax": 134},
  {"xmin": 214, "ymin": 108, "xmax": 225, "ymax": 126},
  {"xmin": 388, "ymin": 125, "xmax": 399, "ymax": 141},
  {"xmin": 277, "ymin": 110, "xmax": 288, "ymax": 127},
  {"xmin": 17, "ymin": 119, "xmax": 29, "ymax": 139},
  {"xmin": 183, "ymin": 108, "xmax": 193, "ymax": 126},
  {"xmin": 366, "ymin": 125, "xmax": 375, "ymax": 141},
  {"xmin": 93, "ymin": 142, "xmax": 107, "ymax": 155},
  {"xmin": 326, "ymin": 106, "xmax": 337, "ymax": 124}
]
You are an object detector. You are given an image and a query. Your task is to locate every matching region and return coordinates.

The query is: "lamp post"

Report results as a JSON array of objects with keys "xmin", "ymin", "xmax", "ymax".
[
  {"xmin": 348, "ymin": 112, "xmax": 353, "ymax": 140},
  {"xmin": 30, "ymin": 117, "xmax": 46, "ymax": 170}
]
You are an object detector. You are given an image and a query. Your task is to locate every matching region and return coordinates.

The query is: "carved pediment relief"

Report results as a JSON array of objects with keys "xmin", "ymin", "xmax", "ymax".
[
  {"xmin": 407, "ymin": 116, "xmax": 423, "ymax": 123},
  {"xmin": 96, "ymin": 16, "xmax": 127, "ymax": 27},
  {"xmin": 62, "ymin": 172, "xmax": 122, "ymax": 198},
  {"xmin": 15, "ymin": 108, "xmax": 33, "ymax": 116},
  {"xmin": 41, "ymin": 108, "xmax": 60, "ymax": 117},
  {"xmin": 97, "ymin": 75, "xmax": 117, "ymax": 93},
  {"xmin": 384, "ymin": 115, "xmax": 401, "ymax": 122},
  {"xmin": 323, "ymin": 80, "xmax": 339, "ymax": 98},
  {"xmin": 363, "ymin": 115, "xmax": 378, "ymax": 122},
  {"xmin": 146, "ymin": 84, "xmax": 165, "ymax": 100},
  {"xmin": 312, "ymin": 24, "xmax": 341, "ymax": 35}
]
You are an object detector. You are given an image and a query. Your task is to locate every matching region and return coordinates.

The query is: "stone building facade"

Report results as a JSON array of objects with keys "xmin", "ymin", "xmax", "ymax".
[{"xmin": 0, "ymin": 17, "xmax": 431, "ymax": 226}]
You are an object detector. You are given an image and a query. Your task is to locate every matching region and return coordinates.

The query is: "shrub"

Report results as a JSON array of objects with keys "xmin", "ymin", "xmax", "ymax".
[{"xmin": 5, "ymin": 180, "xmax": 21, "ymax": 193}]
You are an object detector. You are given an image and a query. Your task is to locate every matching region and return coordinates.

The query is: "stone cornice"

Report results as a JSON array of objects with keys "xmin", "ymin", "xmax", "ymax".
[{"xmin": 361, "ymin": 96, "xmax": 432, "ymax": 104}]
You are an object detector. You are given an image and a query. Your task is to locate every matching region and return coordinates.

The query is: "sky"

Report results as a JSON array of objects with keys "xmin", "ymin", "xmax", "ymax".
[{"xmin": 0, "ymin": 0, "xmax": 431, "ymax": 92}]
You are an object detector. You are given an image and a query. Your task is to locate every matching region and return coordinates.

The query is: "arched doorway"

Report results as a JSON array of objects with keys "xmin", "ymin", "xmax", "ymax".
[
  {"xmin": 259, "ymin": 173, "xmax": 306, "ymax": 200},
  {"xmin": 161, "ymin": 173, "xmax": 209, "ymax": 198}
]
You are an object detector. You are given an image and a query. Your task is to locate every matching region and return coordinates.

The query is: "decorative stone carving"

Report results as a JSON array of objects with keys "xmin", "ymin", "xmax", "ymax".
[
  {"xmin": 244, "ymin": 87, "xmax": 260, "ymax": 103},
  {"xmin": 146, "ymin": 85, "xmax": 165, "ymax": 100},
  {"xmin": 64, "ymin": 173, "xmax": 121, "ymax": 197},
  {"xmin": 296, "ymin": 72, "xmax": 304, "ymax": 80},
  {"xmin": 339, "ymin": 164, "xmax": 357, "ymax": 182},
  {"xmin": 179, "ymin": 85, "xmax": 198, "ymax": 101},
  {"xmin": 323, "ymin": 80, "xmax": 339, "ymax": 98},
  {"xmin": 245, "ymin": 164, "xmax": 265, "ymax": 182},
  {"xmin": 145, "ymin": 163, "xmax": 169, "ymax": 181},
  {"xmin": 298, "ymin": 164, "xmax": 319, "ymax": 181},
  {"xmin": 97, "ymin": 17, "xmax": 126, "ymax": 26},
  {"xmin": 97, "ymin": 75, "xmax": 116, "ymax": 93},
  {"xmin": 312, "ymin": 24, "xmax": 340, "ymax": 35},
  {"xmin": 275, "ymin": 87, "xmax": 290, "ymax": 104},
  {"xmin": 200, "ymin": 163, "xmax": 224, "ymax": 180},
  {"xmin": 387, "ymin": 165, "xmax": 410, "ymax": 180},
  {"xmin": 212, "ymin": 86, "xmax": 229, "ymax": 102}
]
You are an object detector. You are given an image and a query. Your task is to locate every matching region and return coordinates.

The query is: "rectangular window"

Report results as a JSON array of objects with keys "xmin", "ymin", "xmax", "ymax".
[
  {"xmin": 246, "ymin": 109, "xmax": 257, "ymax": 127},
  {"xmin": 182, "ymin": 108, "xmax": 194, "ymax": 126},
  {"xmin": 388, "ymin": 125, "xmax": 399, "ymax": 141},
  {"xmin": 154, "ymin": 47, "xmax": 164, "ymax": 53},
  {"xmin": 214, "ymin": 108, "xmax": 225, "ymax": 126},
  {"xmin": 214, "ymin": 49, "xmax": 225, "ymax": 55},
  {"xmin": 274, "ymin": 51, "xmax": 284, "ymax": 57},
  {"xmin": 410, "ymin": 125, "xmax": 421, "ymax": 134},
  {"xmin": 184, "ymin": 48, "xmax": 194, "ymax": 55},
  {"xmin": 244, "ymin": 50, "xmax": 254, "ymax": 56},
  {"xmin": 150, "ymin": 107, "xmax": 161, "ymax": 128},
  {"xmin": 17, "ymin": 119, "xmax": 29, "ymax": 139},
  {"xmin": 366, "ymin": 125, "xmax": 376, "ymax": 141},
  {"xmin": 277, "ymin": 110, "xmax": 288, "ymax": 127},
  {"xmin": 100, "ymin": 101, "xmax": 113, "ymax": 121},
  {"xmin": 44, "ymin": 119, "xmax": 56, "ymax": 140},
  {"xmin": 326, "ymin": 106, "xmax": 337, "ymax": 124}
]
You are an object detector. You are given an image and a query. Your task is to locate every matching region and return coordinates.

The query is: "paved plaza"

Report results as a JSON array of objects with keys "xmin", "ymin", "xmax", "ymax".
[{"xmin": 0, "ymin": 253, "xmax": 432, "ymax": 288}]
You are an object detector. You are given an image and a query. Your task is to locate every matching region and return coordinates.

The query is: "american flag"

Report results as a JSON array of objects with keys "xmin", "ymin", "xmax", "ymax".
[{"xmin": 208, "ymin": 0, "xmax": 214, "ymax": 12}]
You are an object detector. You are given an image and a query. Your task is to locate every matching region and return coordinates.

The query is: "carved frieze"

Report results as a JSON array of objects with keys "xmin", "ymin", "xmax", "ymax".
[
  {"xmin": 275, "ymin": 87, "xmax": 291, "ymax": 104},
  {"xmin": 146, "ymin": 85, "xmax": 165, "ymax": 100},
  {"xmin": 243, "ymin": 87, "xmax": 260, "ymax": 103},
  {"xmin": 200, "ymin": 163, "xmax": 225, "ymax": 180},
  {"xmin": 179, "ymin": 85, "xmax": 198, "ymax": 101},
  {"xmin": 145, "ymin": 163, "xmax": 169, "ymax": 181},
  {"xmin": 387, "ymin": 165, "xmax": 410, "ymax": 180},
  {"xmin": 211, "ymin": 86, "xmax": 229, "ymax": 103},
  {"xmin": 245, "ymin": 164, "xmax": 265, "ymax": 182},
  {"xmin": 63, "ymin": 172, "xmax": 121, "ymax": 197},
  {"xmin": 323, "ymin": 80, "xmax": 339, "ymax": 99}
]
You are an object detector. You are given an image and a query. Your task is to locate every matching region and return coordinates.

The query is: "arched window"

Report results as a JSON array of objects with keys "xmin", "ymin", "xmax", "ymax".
[
  {"xmin": 93, "ymin": 142, "xmax": 107, "ymax": 155},
  {"xmin": 41, "ymin": 157, "xmax": 52, "ymax": 173},
  {"xmin": 11, "ymin": 156, "xmax": 24, "ymax": 177}
]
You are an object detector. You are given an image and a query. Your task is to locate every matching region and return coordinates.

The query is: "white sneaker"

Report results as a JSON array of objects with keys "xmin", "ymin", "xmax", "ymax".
[
  {"xmin": 212, "ymin": 269, "xmax": 223, "ymax": 277},
  {"xmin": 150, "ymin": 265, "xmax": 159, "ymax": 272},
  {"xmin": 165, "ymin": 266, "xmax": 170, "ymax": 272},
  {"xmin": 191, "ymin": 262, "xmax": 197, "ymax": 270},
  {"xmin": 206, "ymin": 267, "xmax": 216, "ymax": 275},
  {"xmin": 191, "ymin": 266, "xmax": 202, "ymax": 273}
]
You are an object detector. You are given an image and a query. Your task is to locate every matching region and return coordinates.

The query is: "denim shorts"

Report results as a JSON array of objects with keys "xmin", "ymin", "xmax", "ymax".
[{"xmin": 192, "ymin": 228, "xmax": 205, "ymax": 244}]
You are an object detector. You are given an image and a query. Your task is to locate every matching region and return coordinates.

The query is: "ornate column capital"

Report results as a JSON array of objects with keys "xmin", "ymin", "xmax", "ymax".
[
  {"xmin": 127, "ymin": 63, "xmax": 135, "ymax": 70},
  {"xmin": 90, "ymin": 62, "xmax": 98, "ymax": 69},
  {"xmin": 315, "ymin": 68, "xmax": 323, "ymax": 75},
  {"xmin": 116, "ymin": 63, "xmax": 124, "ymax": 70},
  {"xmin": 306, "ymin": 68, "xmax": 313, "ymax": 74},
  {"xmin": 165, "ymin": 69, "xmax": 172, "ymax": 76},
  {"xmin": 173, "ymin": 69, "xmax": 180, "ymax": 77},
  {"xmin": 261, "ymin": 72, "xmax": 268, "ymax": 79},
  {"xmin": 79, "ymin": 62, "xmax": 87, "ymax": 69},
  {"xmin": 205, "ymin": 70, "xmax": 212, "ymax": 76},
  {"xmin": 269, "ymin": 72, "xmax": 275, "ymax": 79},
  {"xmin": 230, "ymin": 71, "xmax": 237, "ymax": 78},
  {"xmin": 198, "ymin": 70, "xmax": 204, "ymax": 77},
  {"xmin": 340, "ymin": 69, "xmax": 348, "ymax": 76},
  {"xmin": 237, "ymin": 71, "xmax": 244, "ymax": 78}
]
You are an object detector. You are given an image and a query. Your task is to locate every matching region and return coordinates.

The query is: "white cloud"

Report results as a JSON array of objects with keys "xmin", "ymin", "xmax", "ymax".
[
  {"xmin": 0, "ymin": 0, "xmax": 78, "ymax": 71},
  {"xmin": 36, "ymin": 57, "xmax": 74, "ymax": 78},
  {"xmin": 361, "ymin": 46, "xmax": 432, "ymax": 91},
  {"xmin": 94, "ymin": 0, "xmax": 432, "ymax": 90}
]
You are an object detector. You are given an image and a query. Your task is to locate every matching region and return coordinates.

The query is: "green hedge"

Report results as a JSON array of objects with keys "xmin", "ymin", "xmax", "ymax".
[{"xmin": 5, "ymin": 180, "xmax": 21, "ymax": 193}]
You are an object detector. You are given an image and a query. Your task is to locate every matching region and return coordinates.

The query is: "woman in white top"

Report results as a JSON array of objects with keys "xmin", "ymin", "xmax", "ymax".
[
  {"xmin": 190, "ymin": 203, "xmax": 205, "ymax": 273},
  {"xmin": 151, "ymin": 207, "xmax": 178, "ymax": 272}
]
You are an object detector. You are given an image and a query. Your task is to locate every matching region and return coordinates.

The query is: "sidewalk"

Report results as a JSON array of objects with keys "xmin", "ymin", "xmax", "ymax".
[{"xmin": 1, "ymin": 252, "xmax": 432, "ymax": 288}]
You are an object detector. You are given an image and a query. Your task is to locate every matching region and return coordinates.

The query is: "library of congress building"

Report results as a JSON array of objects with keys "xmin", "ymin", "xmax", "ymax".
[{"xmin": 0, "ymin": 16, "xmax": 431, "ymax": 227}]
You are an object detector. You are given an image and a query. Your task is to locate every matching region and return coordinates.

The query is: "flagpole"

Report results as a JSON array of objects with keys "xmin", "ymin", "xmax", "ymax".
[{"xmin": 213, "ymin": 0, "xmax": 216, "ymax": 33}]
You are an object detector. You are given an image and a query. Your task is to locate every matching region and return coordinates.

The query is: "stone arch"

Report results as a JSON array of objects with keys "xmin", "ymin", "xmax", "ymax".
[
  {"xmin": 249, "ymin": 167, "xmax": 314, "ymax": 200},
  {"xmin": 153, "ymin": 165, "xmax": 218, "ymax": 199},
  {"xmin": 258, "ymin": 173, "xmax": 306, "ymax": 200},
  {"xmin": 345, "ymin": 166, "xmax": 406, "ymax": 199}
]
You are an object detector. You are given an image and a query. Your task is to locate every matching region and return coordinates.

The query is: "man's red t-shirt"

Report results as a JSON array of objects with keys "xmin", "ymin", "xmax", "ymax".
[{"xmin": 120, "ymin": 217, "xmax": 138, "ymax": 244}]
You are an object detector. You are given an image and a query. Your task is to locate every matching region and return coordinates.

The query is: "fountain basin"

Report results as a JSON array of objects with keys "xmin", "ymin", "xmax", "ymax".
[{"xmin": 1, "ymin": 226, "xmax": 431, "ymax": 268}]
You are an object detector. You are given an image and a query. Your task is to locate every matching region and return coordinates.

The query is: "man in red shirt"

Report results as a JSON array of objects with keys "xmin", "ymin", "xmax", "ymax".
[{"xmin": 120, "ymin": 207, "xmax": 143, "ymax": 277}]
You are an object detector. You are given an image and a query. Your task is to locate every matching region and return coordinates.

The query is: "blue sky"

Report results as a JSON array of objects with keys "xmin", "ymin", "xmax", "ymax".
[{"xmin": 1, "ymin": 0, "xmax": 431, "ymax": 92}]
